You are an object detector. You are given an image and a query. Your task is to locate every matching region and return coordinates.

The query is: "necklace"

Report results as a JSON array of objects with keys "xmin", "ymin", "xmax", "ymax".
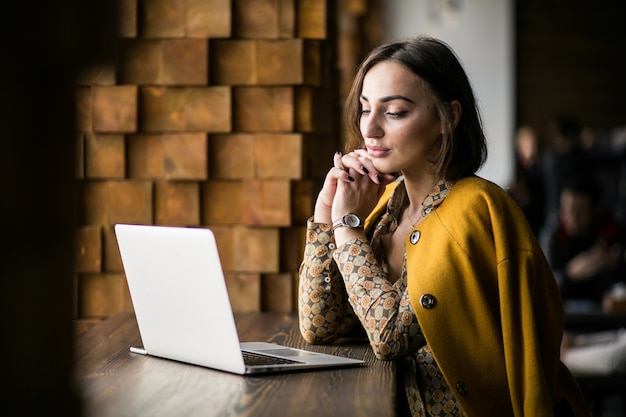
[{"xmin": 406, "ymin": 207, "xmax": 424, "ymax": 228}]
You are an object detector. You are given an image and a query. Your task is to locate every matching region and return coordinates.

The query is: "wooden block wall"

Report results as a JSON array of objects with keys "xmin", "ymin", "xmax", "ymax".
[{"xmin": 73, "ymin": 0, "xmax": 339, "ymax": 331}]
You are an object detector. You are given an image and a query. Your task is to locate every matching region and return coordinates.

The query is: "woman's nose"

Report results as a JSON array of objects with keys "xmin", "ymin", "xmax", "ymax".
[{"xmin": 361, "ymin": 113, "xmax": 384, "ymax": 139}]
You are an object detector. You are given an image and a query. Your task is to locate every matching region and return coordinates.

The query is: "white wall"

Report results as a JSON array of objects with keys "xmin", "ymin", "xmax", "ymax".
[{"xmin": 383, "ymin": 0, "xmax": 514, "ymax": 187}]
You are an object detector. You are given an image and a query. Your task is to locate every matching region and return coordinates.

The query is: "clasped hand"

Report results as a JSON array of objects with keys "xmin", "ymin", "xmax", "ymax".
[
  {"xmin": 313, "ymin": 149, "xmax": 398, "ymax": 225},
  {"xmin": 565, "ymin": 241, "xmax": 623, "ymax": 281}
]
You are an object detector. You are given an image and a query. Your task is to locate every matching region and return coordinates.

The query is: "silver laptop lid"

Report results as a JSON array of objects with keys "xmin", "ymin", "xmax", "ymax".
[{"xmin": 115, "ymin": 224, "xmax": 246, "ymax": 374}]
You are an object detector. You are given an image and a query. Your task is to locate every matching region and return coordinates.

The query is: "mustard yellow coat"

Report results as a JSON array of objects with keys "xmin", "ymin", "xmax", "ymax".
[{"xmin": 365, "ymin": 176, "xmax": 589, "ymax": 417}]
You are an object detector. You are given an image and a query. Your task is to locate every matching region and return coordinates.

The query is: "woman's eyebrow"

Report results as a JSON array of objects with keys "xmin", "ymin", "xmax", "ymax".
[{"xmin": 360, "ymin": 94, "xmax": 415, "ymax": 104}]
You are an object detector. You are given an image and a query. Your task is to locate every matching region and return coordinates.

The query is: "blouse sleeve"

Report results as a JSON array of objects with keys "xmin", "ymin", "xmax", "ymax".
[
  {"xmin": 333, "ymin": 237, "xmax": 424, "ymax": 360},
  {"xmin": 298, "ymin": 218, "xmax": 362, "ymax": 344}
]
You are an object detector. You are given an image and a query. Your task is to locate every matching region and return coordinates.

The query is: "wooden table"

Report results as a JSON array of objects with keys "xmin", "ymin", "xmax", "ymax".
[{"xmin": 75, "ymin": 312, "xmax": 397, "ymax": 417}]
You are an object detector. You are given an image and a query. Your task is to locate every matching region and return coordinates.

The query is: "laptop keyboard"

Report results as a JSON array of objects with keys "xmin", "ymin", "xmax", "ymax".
[{"xmin": 242, "ymin": 350, "xmax": 304, "ymax": 366}]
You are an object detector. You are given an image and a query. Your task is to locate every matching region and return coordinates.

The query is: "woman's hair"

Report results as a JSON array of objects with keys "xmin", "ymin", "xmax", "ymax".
[{"xmin": 344, "ymin": 36, "xmax": 487, "ymax": 181}]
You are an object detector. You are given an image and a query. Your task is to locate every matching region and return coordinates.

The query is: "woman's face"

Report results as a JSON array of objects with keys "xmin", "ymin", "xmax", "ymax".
[{"xmin": 359, "ymin": 61, "xmax": 443, "ymax": 176}]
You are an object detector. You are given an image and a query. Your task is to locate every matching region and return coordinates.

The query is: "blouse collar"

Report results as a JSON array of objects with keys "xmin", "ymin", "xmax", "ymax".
[{"xmin": 385, "ymin": 178, "xmax": 454, "ymax": 232}]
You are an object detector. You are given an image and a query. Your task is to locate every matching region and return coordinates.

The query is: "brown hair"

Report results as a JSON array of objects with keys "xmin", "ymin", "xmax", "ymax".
[{"xmin": 344, "ymin": 36, "xmax": 487, "ymax": 181}]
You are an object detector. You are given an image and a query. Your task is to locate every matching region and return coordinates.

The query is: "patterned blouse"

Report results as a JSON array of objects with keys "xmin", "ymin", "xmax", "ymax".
[{"xmin": 299, "ymin": 179, "xmax": 466, "ymax": 417}]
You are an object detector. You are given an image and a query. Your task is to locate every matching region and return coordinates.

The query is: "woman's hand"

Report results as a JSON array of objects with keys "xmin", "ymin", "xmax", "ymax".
[
  {"xmin": 313, "ymin": 151, "xmax": 356, "ymax": 224},
  {"xmin": 566, "ymin": 242, "xmax": 622, "ymax": 280},
  {"xmin": 343, "ymin": 149, "xmax": 398, "ymax": 186},
  {"xmin": 313, "ymin": 150, "xmax": 398, "ymax": 225},
  {"xmin": 331, "ymin": 150, "xmax": 397, "ymax": 223}
]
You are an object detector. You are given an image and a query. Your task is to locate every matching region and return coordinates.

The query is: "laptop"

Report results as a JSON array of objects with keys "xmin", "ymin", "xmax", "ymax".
[{"xmin": 114, "ymin": 223, "xmax": 365, "ymax": 375}]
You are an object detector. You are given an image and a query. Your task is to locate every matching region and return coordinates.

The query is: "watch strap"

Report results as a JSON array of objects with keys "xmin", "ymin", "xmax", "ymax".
[
  {"xmin": 331, "ymin": 218, "xmax": 345, "ymax": 231},
  {"xmin": 331, "ymin": 214, "xmax": 364, "ymax": 231}
]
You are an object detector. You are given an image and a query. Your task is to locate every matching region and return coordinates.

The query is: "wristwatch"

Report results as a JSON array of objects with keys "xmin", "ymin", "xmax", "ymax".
[{"xmin": 332, "ymin": 213, "xmax": 364, "ymax": 231}]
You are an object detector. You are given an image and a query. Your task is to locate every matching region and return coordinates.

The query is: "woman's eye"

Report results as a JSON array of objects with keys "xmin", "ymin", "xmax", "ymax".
[
  {"xmin": 386, "ymin": 111, "xmax": 408, "ymax": 119},
  {"xmin": 361, "ymin": 109, "xmax": 371, "ymax": 115}
]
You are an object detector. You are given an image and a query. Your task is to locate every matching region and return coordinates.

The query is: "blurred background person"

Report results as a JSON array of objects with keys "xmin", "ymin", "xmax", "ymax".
[
  {"xmin": 542, "ymin": 175, "xmax": 626, "ymax": 307},
  {"xmin": 508, "ymin": 125, "xmax": 545, "ymax": 236},
  {"xmin": 539, "ymin": 114, "xmax": 588, "ymax": 226}
]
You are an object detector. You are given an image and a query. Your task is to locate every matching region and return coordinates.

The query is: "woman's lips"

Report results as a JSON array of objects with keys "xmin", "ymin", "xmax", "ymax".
[{"xmin": 366, "ymin": 145, "xmax": 390, "ymax": 158}]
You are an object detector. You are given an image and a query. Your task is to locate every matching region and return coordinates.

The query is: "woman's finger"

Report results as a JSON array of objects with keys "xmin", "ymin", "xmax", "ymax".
[
  {"xmin": 352, "ymin": 149, "xmax": 399, "ymax": 184},
  {"xmin": 333, "ymin": 151, "xmax": 345, "ymax": 171},
  {"xmin": 328, "ymin": 165, "xmax": 356, "ymax": 183},
  {"xmin": 340, "ymin": 152, "xmax": 367, "ymax": 174},
  {"xmin": 343, "ymin": 150, "xmax": 395, "ymax": 185}
]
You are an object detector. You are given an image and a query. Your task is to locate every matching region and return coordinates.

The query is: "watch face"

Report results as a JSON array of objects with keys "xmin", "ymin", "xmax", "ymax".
[{"xmin": 345, "ymin": 213, "xmax": 361, "ymax": 228}]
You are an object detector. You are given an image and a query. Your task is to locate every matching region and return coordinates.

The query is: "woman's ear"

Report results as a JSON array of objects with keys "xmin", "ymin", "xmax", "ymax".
[
  {"xmin": 450, "ymin": 100, "xmax": 461, "ymax": 130},
  {"xmin": 439, "ymin": 100, "xmax": 462, "ymax": 135}
]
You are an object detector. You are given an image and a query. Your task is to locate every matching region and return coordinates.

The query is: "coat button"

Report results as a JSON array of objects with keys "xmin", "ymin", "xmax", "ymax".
[
  {"xmin": 456, "ymin": 381, "xmax": 468, "ymax": 396},
  {"xmin": 409, "ymin": 230, "xmax": 421, "ymax": 244},
  {"xmin": 419, "ymin": 293, "xmax": 437, "ymax": 309}
]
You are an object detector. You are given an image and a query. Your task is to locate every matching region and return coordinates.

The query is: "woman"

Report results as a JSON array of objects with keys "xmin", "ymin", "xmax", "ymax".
[{"xmin": 298, "ymin": 36, "xmax": 589, "ymax": 416}]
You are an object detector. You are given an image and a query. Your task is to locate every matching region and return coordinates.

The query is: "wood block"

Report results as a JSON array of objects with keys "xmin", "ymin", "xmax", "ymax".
[
  {"xmin": 75, "ymin": 87, "xmax": 92, "ymax": 132},
  {"xmin": 261, "ymin": 273, "xmax": 294, "ymax": 312},
  {"xmin": 303, "ymin": 40, "xmax": 322, "ymax": 85},
  {"xmin": 254, "ymin": 133, "xmax": 302, "ymax": 179},
  {"xmin": 162, "ymin": 40, "xmax": 208, "ymax": 85},
  {"xmin": 210, "ymin": 40, "xmax": 257, "ymax": 85},
  {"xmin": 279, "ymin": 226, "xmax": 306, "ymax": 272},
  {"xmin": 77, "ymin": 273, "xmax": 133, "ymax": 318},
  {"xmin": 233, "ymin": 87, "xmax": 293, "ymax": 132},
  {"xmin": 202, "ymin": 180, "xmax": 244, "ymax": 224},
  {"xmin": 187, "ymin": 0, "xmax": 231, "ymax": 38},
  {"xmin": 209, "ymin": 134, "xmax": 255, "ymax": 179},
  {"xmin": 81, "ymin": 180, "xmax": 153, "ymax": 225},
  {"xmin": 154, "ymin": 181, "xmax": 200, "ymax": 226},
  {"xmin": 243, "ymin": 180, "xmax": 291, "ymax": 226},
  {"xmin": 257, "ymin": 39, "xmax": 303, "ymax": 85},
  {"xmin": 75, "ymin": 225, "xmax": 102, "ymax": 273},
  {"xmin": 140, "ymin": 0, "xmax": 186, "ymax": 38},
  {"xmin": 294, "ymin": 87, "xmax": 314, "ymax": 132},
  {"xmin": 232, "ymin": 226, "xmax": 279, "ymax": 272},
  {"xmin": 340, "ymin": 0, "xmax": 367, "ymax": 15},
  {"xmin": 141, "ymin": 86, "xmax": 231, "ymax": 132},
  {"xmin": 295, "ymin": 87, "xmax": 334, "ymax": 133},
  {"xmin": 140, "ymin": 87, "xmax": 184, "ymax": 132},
  {"xmin": 118, "ymin": 0, "xmax": 138, "ymax": 38},
  {"xmin": 162, "ymin": 133, "xmax": 208, "ymax": 179},
  {"xmin": 92, "ymin": 86, "xmax": 137, "ymax": 133},
  {"xmin": 121, "ymin": 40, "xmax": 161, "ymax": 83},
  {"xmin": 75, "ymin": 65, "xmax": 116, "ymax": 86},
  {"xmin": 297, "ymin": 0, "xmax": 326, "ymax": 39},
  {"xmin": 127, "ymin": 134, "xmax": 162, "ymax": 178},
  {"xmin": 233, "ymin": 0, "xmax": 280, "ymax": 38},
  {"xmin": 128, "ymin": 133, "xmax": 207, "ymax": 179},
  {"xmin": 187, "ymin": 88, "xmax": 231, "ymax": 132},
  {"xmin": 76, "ymin": 133, "xmax": 85, "ymax": 179},
  {"xmin": 209, "ymin": 225, "xmax": 235, "ymax": 269},
  {"xmin": 303, "ymin": 134, "xmax": 339, "ymax": 177},
  {"xmin": 224, "ymin": 273, "xmax": 261, "ymax": 312},
  {"xmin": 122, "ymin": 39, "xmax": 208, "ymax": 85},
  {"xmin": 103, "ymin": 225, "xmax": 124, "ymax": 272},
  {"xmin": 84, "ymin": 133, "xmax": 125, "ymax": 179},
  {"xmin": 279, "ymin": 0, "xmax": 296, "ymax": 38},
  {"xmin": 212, "ymin": 39, "xmax": 316, "ymax": 86},
  {"xmin": 211, "ymin": 226, "xmax": 279, "ymax": 272},
  {"xmin": 291, "ymin": 180, "xmax": 320, "ymax": 224}
]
